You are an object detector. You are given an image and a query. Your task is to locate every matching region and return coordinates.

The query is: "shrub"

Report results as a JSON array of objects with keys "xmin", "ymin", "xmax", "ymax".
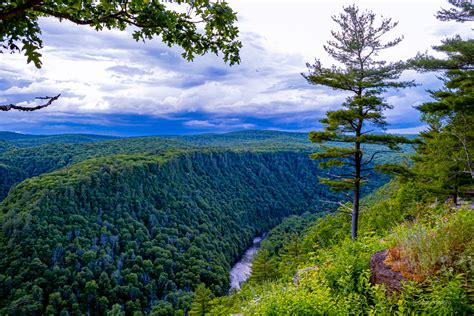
[{"xmin": 390, "ymin": 207, "xmax": 474, "ymax": 277}]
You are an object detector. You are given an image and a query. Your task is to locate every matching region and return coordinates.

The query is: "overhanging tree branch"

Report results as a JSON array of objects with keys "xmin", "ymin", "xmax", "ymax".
[
  {"xmin": 0, "ymin": 0, "xmax": 42, "ymax": 21},
  {"xmin": 1, "ymin": 0, "xmax": 242, "ymax": 67},
  {"xmin": 33, "ymin": 7, "xmax": 131, "ymax": 26}
]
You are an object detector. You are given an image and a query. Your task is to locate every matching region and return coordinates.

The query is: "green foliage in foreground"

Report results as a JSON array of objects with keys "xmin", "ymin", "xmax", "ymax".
[
  {"xmin": 189, "ymin": 284, "xmax": 215, "ymax": 316},
  {"xmin": 211, "ymin": 181, "xmax": 474, "ymax": 315}
]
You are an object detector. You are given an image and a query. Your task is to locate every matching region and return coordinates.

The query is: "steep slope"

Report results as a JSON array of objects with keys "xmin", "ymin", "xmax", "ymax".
[
  {"xmin": 0, "ymin": 148, "xmax": 385, "ymax": 314},
  {"xmin": 210, "ymin": 181, "xmax": 473, "ymax": 315},
  {"xmin": 0, "ymin": 131, "xmax": 321, "ymax": 202},
  {"xmin": 0, "ymin": 137, "xmax": 186, "ymax": 201}
]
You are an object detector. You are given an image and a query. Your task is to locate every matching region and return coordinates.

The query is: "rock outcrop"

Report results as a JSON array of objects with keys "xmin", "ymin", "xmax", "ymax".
[
  {"xmin": 293, "ymin": 266, "xmax": 319, "ymax": 285},
  {"xmin": 370, "ymin": 250, "xmax": 405, "ymax": 293}
]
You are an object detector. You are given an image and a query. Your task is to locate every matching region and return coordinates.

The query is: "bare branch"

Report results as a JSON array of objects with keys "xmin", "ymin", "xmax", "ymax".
[
  {"xmin": 337, "ymin": 201, "xmax": 353, "ymax": 213},
  {"xmin": 318, "ymin": 199, "xmax": 353, "ymax": 215},
  {"xmin": 360, "ymin": 129, "xmax": 375, "ymax": 135},
  {"xmin": 360, "ymin": 150, "xmax": 393, "ymax": 167},
  {"xmin": 326, "ymin": 172, "xmax": 356, "ymax": 179},
  {"xmin": 0, "ymin": 94, "xmax": 61, "ymax": 112}
]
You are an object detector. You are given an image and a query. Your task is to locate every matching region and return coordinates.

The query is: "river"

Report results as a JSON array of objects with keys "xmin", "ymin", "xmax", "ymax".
[{"xmin": 229, "ymin": 235, "xmax": 264, "ymax": 291}]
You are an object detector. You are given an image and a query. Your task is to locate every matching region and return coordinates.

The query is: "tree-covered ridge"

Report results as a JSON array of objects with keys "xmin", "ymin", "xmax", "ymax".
[
  {"xmin": 0, "ymin": 131, "xmax": 117, "ymax": 149},
  {"xmin": 176, "ymin": 130, "xmax": 321, "ymax": 148},
  {"xmin": 0, "ymin": 136, "xmax": 188, "ymax": 201},
  {"xmin": 0, "ymin": 130, "xmax": 406, "ymax": 202},
  {"xmin": 0, "ymin": 148, "xmax": 388, "ymax": 314}
]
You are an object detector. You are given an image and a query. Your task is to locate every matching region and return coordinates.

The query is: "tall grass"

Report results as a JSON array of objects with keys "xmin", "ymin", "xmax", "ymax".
[{"xmin": 390, "ymin": 207, "xmax": 474, "ymax": 277}]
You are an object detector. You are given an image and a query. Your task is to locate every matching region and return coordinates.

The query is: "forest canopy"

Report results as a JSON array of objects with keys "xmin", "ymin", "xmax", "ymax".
[{"xmin": 0, "ymin": 132, "xmax": 393, "ymax": 314}]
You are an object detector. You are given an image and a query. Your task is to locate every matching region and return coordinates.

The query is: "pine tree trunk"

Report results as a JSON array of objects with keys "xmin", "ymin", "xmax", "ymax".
[
  {"xmin": 352, "ymin": 114, "xmax": 362, "ymax": 241},
  {"xmin": 352, "ymin": 180, "xmax": 360, "ymax": 240},
  {"xmin": 352, "ymin": 158, "xmax": 361, "ymax": 240}
]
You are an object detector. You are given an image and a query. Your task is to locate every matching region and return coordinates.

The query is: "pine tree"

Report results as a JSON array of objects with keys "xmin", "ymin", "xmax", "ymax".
[
  {"xmin": 280, "ymin": 234, "xmax": 303, "ymax": 266},
  {"xmin": 303, "ymin": 5, "xmax": 415, "ymax": 240},
  {"xmin": 189, "ymin": 284, "xmax": 214, "ymax": 316},
  {"xmin": 410, "ymin": 2, "xmax": 473, "ymax": 202},
  {"xmin": 415, "ymin": 63, "xmax": 473, "ymax": 198},
  {"xmin": 250, "ymin": 249, "xmax": 277, "ymax": 283},
  {"xmin": 437, "ymin": 0, "xmax": 474, "ymax": 22}
]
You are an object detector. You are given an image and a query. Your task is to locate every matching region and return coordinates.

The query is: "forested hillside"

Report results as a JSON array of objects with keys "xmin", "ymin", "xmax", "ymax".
[
  {"xmin": 0, "ymin": 133, "xmax": 392, "ymax": 315},
  {"xmin": 0, "ymin": 137, "xmax": 183, "ymax": 201},
  {"xmin": 0, "ymin": 131, "xmax": 403, "ymax": 202}
]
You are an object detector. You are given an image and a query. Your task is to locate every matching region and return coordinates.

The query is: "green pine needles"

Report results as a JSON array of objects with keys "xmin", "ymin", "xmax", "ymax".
[{"xmin": 303, "ymin": 5, "xmax": 416, "ymax": 240}]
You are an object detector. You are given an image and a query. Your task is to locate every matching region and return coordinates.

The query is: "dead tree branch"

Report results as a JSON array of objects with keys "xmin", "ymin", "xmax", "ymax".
[{"xmin": 0, "ymin": 94, "xmax": 60, "ymax": 111}]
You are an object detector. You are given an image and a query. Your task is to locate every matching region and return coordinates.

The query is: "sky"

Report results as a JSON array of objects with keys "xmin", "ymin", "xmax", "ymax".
[{"xmin": 0, "ymin": 0, "xmax": 471, "ymax": 136}]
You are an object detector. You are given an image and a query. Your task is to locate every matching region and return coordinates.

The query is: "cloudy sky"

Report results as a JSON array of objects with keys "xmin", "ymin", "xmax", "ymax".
[{"xmin": 0, "ymin": 0, "xmax": 470, "ymax": 136}]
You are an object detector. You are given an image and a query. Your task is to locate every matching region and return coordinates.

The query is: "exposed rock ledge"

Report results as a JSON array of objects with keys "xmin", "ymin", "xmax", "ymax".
[{"xmin": 370, "ymin": 250, "xmax": 405, "ymax": 293}]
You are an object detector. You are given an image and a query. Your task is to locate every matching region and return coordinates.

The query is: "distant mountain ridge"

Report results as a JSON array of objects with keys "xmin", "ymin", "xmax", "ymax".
[
  {"xmin": 0, "ymin": 129, "xmax": 418, "ymax": 149},
  {"xmin": 0, "ymin": 131, "xmax": 117, "ymax": 148},
  {"xmin": 0, "ymin": 130, "xmax": 411, "ymax": 202}
]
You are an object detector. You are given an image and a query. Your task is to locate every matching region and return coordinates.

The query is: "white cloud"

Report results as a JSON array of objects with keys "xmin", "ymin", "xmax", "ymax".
[
  {"xmin": 184, "ymin": 119, "xmax": 255, "ymax": 130},
  {"xmin": 387, "ymin": 125, "xmax": 428, "ymax": 134},
  {"xmin": 0, "ymin": 0, "xmax": 469, "ymax": 132}
]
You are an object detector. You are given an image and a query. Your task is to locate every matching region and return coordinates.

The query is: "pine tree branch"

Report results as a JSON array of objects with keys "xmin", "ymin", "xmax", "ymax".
[
  {"xmin": 437, "ymin": 0, "xmax": 474, "ymax": 22},
  {"xmin": 326, "ymin": 172, "xmax": 356, "ymax": 179},
  {"xmin": 337, "ymin": 201, "xmax": 353, "ymax": 214},
  {"xmin": 360, "ymin": 129, "xmax": 375, "ymax": 135}
]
